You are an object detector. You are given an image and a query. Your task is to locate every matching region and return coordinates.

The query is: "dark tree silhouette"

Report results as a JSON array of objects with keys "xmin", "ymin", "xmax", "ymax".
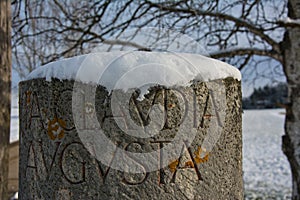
[{"xmin": 0, "ymin": 0, "xmax": 11, "ymax": 199}]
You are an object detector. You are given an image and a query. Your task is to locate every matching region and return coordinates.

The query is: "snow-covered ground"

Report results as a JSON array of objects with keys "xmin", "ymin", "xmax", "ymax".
[
  {"xmin": 10, "ymin": 99, "xmax": 292, "ymax": 198},
  {"xmin": 10, "ymin": 90, "xmax": 19, "ymax": 143},
  {"xmin": 243, "ymin": 109, "xmax": 292, "ymax": 199}
]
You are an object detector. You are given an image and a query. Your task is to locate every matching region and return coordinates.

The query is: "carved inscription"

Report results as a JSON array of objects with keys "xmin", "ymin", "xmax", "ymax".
[
  {"xmin": 24, "ymin": 139, "xmax": 209, "ymax": 186},
  {"xmin": 22, "ymin": 86, "xmax": 214, "ymax": 187}
]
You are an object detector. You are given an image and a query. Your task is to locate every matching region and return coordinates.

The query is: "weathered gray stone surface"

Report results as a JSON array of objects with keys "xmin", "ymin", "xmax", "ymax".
[{"xmin": 19, "ymin": 77, "xmax": 243, "ymax": 199}]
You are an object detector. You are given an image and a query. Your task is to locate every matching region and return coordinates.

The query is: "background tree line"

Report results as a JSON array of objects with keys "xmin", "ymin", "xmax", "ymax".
[{"xmin": 243, "ymin": 83, "xmax": 288, "ymax": 109}]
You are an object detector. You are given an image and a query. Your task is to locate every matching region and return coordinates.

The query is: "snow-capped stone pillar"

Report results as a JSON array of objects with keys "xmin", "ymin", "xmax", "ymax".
[{"xmin": 19, "ymin": 52, "xmax": 243, "ymax": 199}]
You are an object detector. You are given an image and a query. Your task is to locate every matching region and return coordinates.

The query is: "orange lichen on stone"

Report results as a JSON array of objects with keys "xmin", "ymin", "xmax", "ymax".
[
  {"xmin": 203, "ymin": 114, "xmax": 214, "ymax": 119},
  {"xmin": 184, "ymin": 161, "xmax": 194, "ymax": 168},
  {"xmin": 168, "ymin": 160, "xmax": 179, "ymax": 173},
  {"xmin": 47, "ymin": 117, "xmax": 66, "ymax": 140},
  {"xmin": 26, "ymin": 91, "xmax": 32, "ymax": 104},
  {"xmin": 168, "ymin": 147, "xmax": 210, "ymax": 173},
  {"xmin": 168, "ymin": 104, "xmax": 176, "ymax": 109},
  {"xmin": 194, "ymin": 147, "xmax": 209, "ymax": 164}
]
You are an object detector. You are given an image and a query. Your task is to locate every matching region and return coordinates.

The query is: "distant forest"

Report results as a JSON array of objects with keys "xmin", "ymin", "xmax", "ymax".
[{"xmin": 242, "ymin": 83, "xmax": 288, "ymax": 109}]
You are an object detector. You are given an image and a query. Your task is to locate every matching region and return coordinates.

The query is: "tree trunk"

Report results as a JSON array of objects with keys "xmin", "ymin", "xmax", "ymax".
[
  {"xmin": 282, "ymin": 0, "xmax": 300, "ymax": 199},
  {"xmin": 0, "ymin": 0, "xmax": 11, "ymax": 199}
]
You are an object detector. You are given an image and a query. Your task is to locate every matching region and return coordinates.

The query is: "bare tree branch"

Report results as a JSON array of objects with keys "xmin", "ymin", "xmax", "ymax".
[
  {"xmin": 276, "ymin": 18, "xmax": 300, "ymax": 28},
  {"xmin": 145, "ymin": 0, "xmax": 281, "ymax": 53},
  {"xmin": 210, "ymin": 47, "xmax": 283, "ymax": 63}
]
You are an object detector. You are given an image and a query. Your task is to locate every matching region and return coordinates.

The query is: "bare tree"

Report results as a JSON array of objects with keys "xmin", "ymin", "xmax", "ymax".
[
  {"xmin": 12, "ymin": 0, "xmax": 300, "ymax": 198},
  {"xmin": 0, "ymin": 0, "xmax": 11, "ymax": 199}
]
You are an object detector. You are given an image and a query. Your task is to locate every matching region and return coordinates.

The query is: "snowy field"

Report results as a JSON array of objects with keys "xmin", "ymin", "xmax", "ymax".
[
  {"xmin": 243, "ymin": 109, "xmax": 292, "ymax": 199},
  {"xmin": 10, "ymin": 101, "xmax": 292, "ymax": 198},
  {"xmin": 10, "ymin": 91, "xmax": 19, "ymax": 143}
]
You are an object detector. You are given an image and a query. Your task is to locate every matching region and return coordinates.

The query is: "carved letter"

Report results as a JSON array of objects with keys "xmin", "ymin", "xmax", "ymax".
[
  {"xmin": 60, "ymin": 142, "xmax": 86, "ymax": 184},
  {"xmin": 170, "ymin": 141, "xmax": 203, "ymax": 183},
  {"xmin": 25, "ymin": 142, "xmax": 38, "ymax": 178},
  {"xmin": 122, "ymin": 142, "xmax": 149, "ymax": 185},
  {"xmin": 94, "ymin": 142, "xmax": 119, "ymax": 184},
  {"xmin": 25, "ymin": 141, "xmax": 48, "ymax": 181},
  {"xmin": 151, "ymin": 140, "xmax": 171, "ymax": 185},
  {"xmin": 27, "ymin": 91, "xmax": 45, "ymax": 130}
]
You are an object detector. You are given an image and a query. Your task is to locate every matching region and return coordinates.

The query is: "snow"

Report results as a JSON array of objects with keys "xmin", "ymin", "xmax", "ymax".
[
  {"xmin": 243, "ymin": 109, "xmax": 292, "ymax": 198},
  {"xmin": 10, "ymin": 89, "xmax": 19, "ymax": 143},
  {"xmin": 10, "ymin": 192, "xmax": 18, "ymax": 200},
  {"xmin": 10, "ymin": 107, "xmax": 19, "ymax": 143},
  {"xmin": 26, "ymin": 52, "xmax": 241, "ymax": 97},
  {"xmin": 280, "ymin": 17, "xmax": 300, "ymax": 25}
]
